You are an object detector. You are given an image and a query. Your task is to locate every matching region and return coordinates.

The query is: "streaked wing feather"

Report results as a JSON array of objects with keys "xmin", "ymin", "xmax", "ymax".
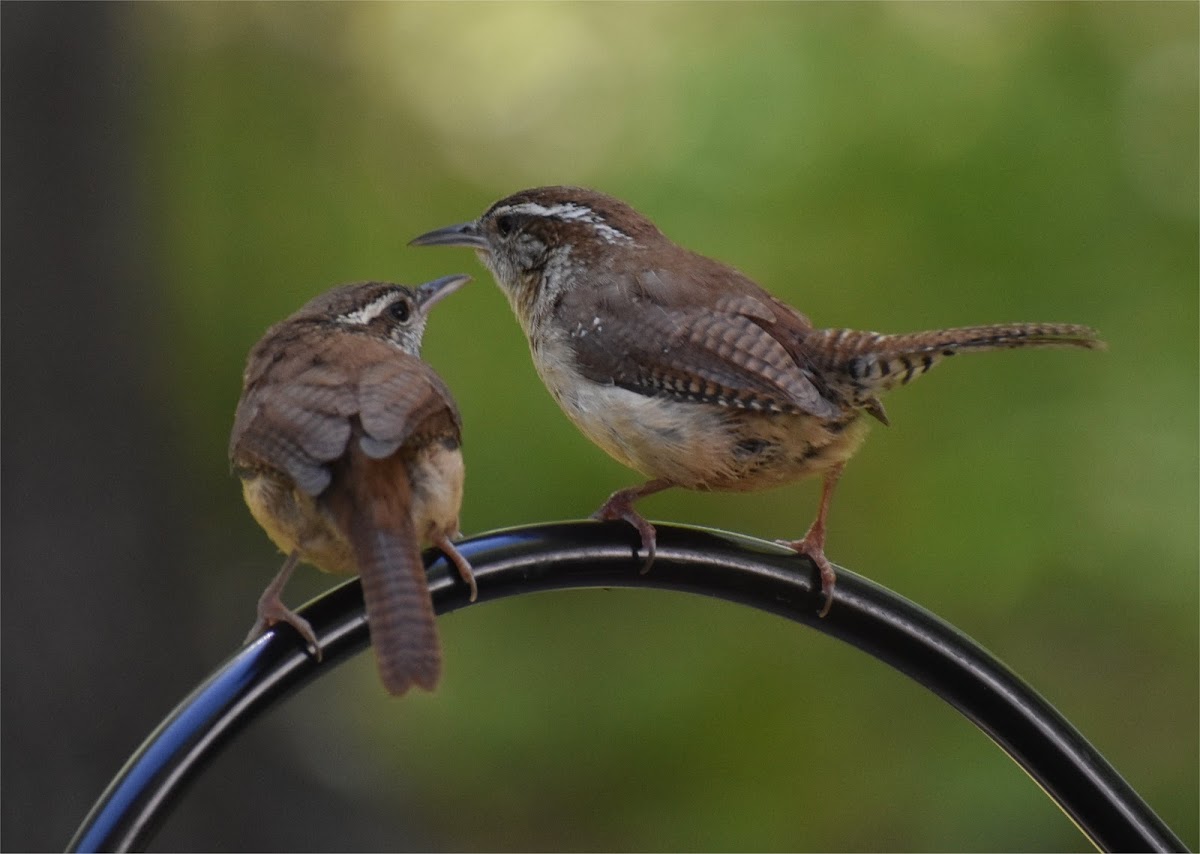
[
  {"xmin": 562, "ymin": 269, "xmax": 838, "ymax": 417},
  {"xmin": 357, "ymin": 356, "xmax": 461, "ymax": 452},
  {"xmin": 231, "ymin": 334, "xmax": 458, "ymax": 496},
  {"xmin": 231, "ymin": 350, "xmax": 358, "ymax": 495}
]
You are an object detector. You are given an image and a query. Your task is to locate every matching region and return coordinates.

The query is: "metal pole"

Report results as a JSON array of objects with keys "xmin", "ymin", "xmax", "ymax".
[{"xmin": 68, "ymin": 522, "xmax": 1189, "ymax": 853}]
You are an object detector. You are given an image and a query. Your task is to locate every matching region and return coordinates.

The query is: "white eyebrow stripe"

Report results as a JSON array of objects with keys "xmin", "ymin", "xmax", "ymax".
[
  {"xmin": 340, "ymin": 293, "xmax": 397, "ymax": 325},
  {"xmin": 589, "ymin": 222, "xmax": 631, "ymax": 244},
  {"xmin": 492, "ymin": 202, "xmax": 589, "ymax": 219},
  {"xmin": 492, "ymin": 201, "xmax": 633, "ymax": 244}
]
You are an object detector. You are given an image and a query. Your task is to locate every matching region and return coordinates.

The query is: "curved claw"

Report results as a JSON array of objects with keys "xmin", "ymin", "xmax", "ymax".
[
  {"xmin": 591, "ymin": 481, "xmax": 671, "ymax": 573},
  {"xmin": 246, "ymin": 551, "xmax": 322, "ymax": 659},
  {"xmin": 434, "ymin": 533, "xmax": 478, "ymax": 602},
  {"xmin": 777, "ymin": 536, "xmax": 836, "ymax": 618},
  {"xmin": 779, "ymin": 462, "xmax": 844, "ymax": 618},
  {"xmin": 593, "ymin": 505, "xmax": 658, "ymax": 573},
  {"xmin": 245, "ymin": 603, "xmax": 322, "ymax": 661}
]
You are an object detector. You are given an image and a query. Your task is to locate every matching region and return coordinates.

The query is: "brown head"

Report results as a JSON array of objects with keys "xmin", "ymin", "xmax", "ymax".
[
  {"xmin": 409, "ymin": 187, "xmax": 686, "ymax": 322},
  {"xmin": 260, "ymin": 275, "xmax": 471, "ymax": 359}
]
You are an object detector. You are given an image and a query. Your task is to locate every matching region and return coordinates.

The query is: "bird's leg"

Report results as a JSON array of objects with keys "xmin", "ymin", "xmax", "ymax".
[
  {"xmin": 592, "ymin": 478, "xmax": 674, "ymax": 573},
  {"xmin": 245, "ymin": 550, "xmax": 321, "ymax": 658},
  {"xmin": 779, "ymin": 463, "xmax": 845, "ymax": 618},
  {"xmin": 432, "ymin": 532, "xmax": 478, "ymax": 602}
]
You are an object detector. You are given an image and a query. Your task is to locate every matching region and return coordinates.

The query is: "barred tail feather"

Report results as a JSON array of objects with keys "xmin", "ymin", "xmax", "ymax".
[
  {"xmin": 811, "ymin": 322, "xmax": 1104, "ymax": 397},
  {"xmin": 353, "ymin": 522, "xmax": 441, "ymax": 696},
  {"xmin": 327, "ymin": 446, "xmax": 441, "ymax": 696}
]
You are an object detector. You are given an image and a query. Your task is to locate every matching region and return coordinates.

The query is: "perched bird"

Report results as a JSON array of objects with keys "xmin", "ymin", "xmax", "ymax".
[
  {"xmin": 411, "ymin": 186, "xmax": 1104, "ymax": 616},
  {"xmin": 230, "ymin": 276, "xmax": 475, "ymax": 694}
]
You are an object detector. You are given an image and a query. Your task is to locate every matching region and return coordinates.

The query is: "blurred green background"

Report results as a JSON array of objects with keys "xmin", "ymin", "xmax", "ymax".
[{"xmin": 3, "ymin": 2, "xmax": 1196, "ymax": 851}]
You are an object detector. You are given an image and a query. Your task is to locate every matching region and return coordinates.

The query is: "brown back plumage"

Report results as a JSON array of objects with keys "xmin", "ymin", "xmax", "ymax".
[{"xmin": 231, "ymin": 279, "xmax": 469, "ymax": 696}]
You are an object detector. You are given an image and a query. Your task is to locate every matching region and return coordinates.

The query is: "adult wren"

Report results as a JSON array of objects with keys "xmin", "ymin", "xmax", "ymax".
[
  {"xmin": 230, "ymin": 276, "xmax": 476, "ymax": 695},
  {"xmin": 410, "ymin": 187, "xmax": 1103, "ymax": 617}
]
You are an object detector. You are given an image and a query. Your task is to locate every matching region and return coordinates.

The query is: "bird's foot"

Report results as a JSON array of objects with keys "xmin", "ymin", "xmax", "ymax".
[
  {"xmin": 777, "ymin": 535, "xmax": 837, "ymax": 618},
  {"xmin": 245, "ymin": 595, "xmax": 321, "ymax": 660},
  {"xmin": 434, "ymin": 533, "xmax": 478, "ymax": 602},
  {"xmin": 592, "ymin": 492, "xmax": 659, "ymax": 574}
]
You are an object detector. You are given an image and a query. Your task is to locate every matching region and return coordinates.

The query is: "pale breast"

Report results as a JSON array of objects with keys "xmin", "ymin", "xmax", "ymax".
[{"xmin": 532, "ymin": 335, "xmax": 871, "ymax": 492}]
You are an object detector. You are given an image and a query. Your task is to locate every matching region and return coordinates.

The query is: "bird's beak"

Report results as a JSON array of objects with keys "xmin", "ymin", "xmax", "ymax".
[
  {"xmin": 415, "ymin": 274, "xmax": 471, "ymax": 311},
  {"xmin": 409, "ymin": 221, "xmax": 490, "ymax": 251}
]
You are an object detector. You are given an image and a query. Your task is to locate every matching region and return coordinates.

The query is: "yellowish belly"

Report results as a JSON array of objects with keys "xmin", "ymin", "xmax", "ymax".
[
  {"xmin": 241, "ymin": 443, "xmax": 465, "ymax": 572},
  {"xmin": 241, "ymin": 474, "xmax": 355, "ymax": 574}
]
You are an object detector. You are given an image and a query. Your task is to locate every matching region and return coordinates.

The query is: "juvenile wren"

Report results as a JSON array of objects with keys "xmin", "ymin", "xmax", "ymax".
[
  {"xmin": 410, "ymin": 187, "xmax": 1104, "ymax": 616},
  {"xmin": 230, "ymin": 276, "xmax": 476, "ymax": 695}
]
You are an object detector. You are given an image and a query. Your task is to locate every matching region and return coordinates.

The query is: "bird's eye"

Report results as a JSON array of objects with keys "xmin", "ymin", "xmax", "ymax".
[
  {"xmin": 495, "ymin": 214, "xmax": 517, "ymax": 237},
  {"xmin": 388, "ymin": 298, "xmax": 412, "ymax": 323}
]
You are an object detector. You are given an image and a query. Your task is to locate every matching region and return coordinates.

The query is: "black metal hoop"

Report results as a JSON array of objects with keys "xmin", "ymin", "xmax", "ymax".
[{"xmin": 68, "ymin": 521, "xmax": 1188, "ymax": 853}]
